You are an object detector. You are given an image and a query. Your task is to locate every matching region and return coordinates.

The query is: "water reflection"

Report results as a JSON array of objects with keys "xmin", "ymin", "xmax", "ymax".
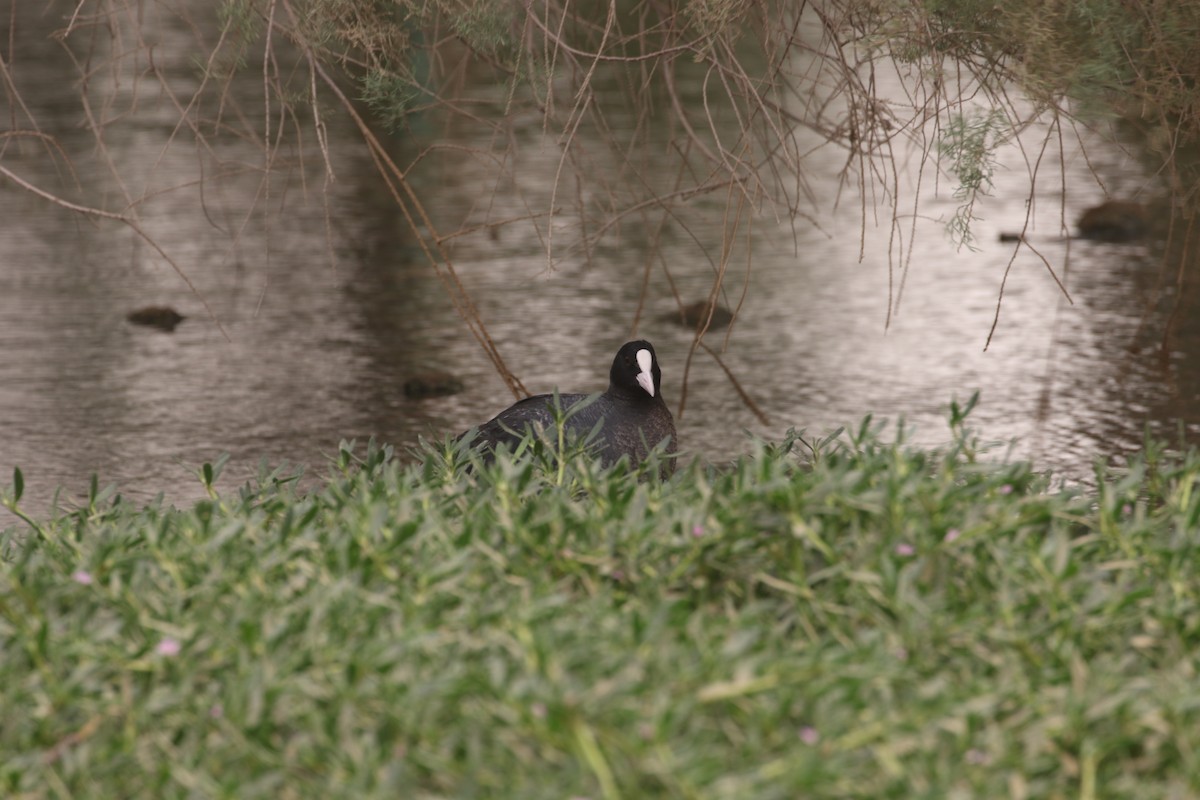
[{"xmin": 0, "ymin": 3, "xmax": 1194, "ymax": 517}]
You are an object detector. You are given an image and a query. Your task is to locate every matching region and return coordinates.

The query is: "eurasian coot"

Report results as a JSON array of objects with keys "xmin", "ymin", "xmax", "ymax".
[{"xmin": 459, "ymin": 340, "xmax": 677, "ymax": 475}]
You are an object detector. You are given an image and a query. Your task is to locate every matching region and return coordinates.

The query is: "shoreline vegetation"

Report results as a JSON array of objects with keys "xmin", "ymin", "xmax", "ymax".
[{"xmin": 4, "ymin": 402, "xmax": 1200, "ymax": 796}]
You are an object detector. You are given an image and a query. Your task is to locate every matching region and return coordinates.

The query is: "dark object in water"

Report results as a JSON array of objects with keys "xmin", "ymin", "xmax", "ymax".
[
  {"xmin": 458, "ymin": 340, "xmax": 677, "ymax": 476},
  {"xmin": 998, "ymin": 231, "xmax": 1024, "ymax": 243},
  {"xmin": 1076, "ymin": 200, "xmax": 1149, "ymax": 243},
  {"xmin": 404, "ymin": 370, "xmax": 465, "ymax": 399},
  {"xmin": 664, "ymin": 300, "xmax": 734, "ymax": 330},
  {"xmin": 127, "ymin": 306, "xmax": 185, "ymax": 331}
]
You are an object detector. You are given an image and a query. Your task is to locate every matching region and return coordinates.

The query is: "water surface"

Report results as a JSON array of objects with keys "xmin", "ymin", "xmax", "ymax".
[{"xmin": 1, "ymin": 5, "xmax": 1191, "ymax": 515}]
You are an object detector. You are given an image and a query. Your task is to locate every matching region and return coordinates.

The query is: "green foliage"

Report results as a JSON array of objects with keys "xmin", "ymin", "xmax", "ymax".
[
  {"xmin": 683, "ymin": 0, "xmax": 750, "ymax": 52},
  {"xmin": 359, "ymin": 68, "xmax": 425, "ymax": 131},
  {"xmin": 881, "ymin": 0, "xmax": 1200, "ymax": 236},
  {"xmin": 449, "ymin": 0, "xmax": 520, "ymax": 66},
  {"xmin": 918, "ymin": 0, "xmax": 1011, "ymax": 62},
  {"xmin": 219, "ymin": 0, "xmax": 261, "ymax": 41},
  {"xmin": 939, "ymin": 111, "xmax": 1008, "ymax": 250},
  {"xmin": 5, "ymin": 412, "xmax": 1200, "ymax": 796},
  {"xmin": 196, "ymin": 0, "xmax": 1200, "ymax": 251},
  {"xmin": 298, "ymin": 0, "xmax": 429, "ymax": 127},
  {"xmin": 917, "ymin": 0, "xmax": 1200, "ymax": 133}
]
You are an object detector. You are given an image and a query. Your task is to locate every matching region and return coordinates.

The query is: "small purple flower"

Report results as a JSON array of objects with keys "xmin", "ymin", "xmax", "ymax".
[
  {"xmin": 943, "ymin": 528, "xmax": 961, "ymax": 543},
  {"xmin": 1122, "ymin": 504, "xmax": 1133, "ymax": 515},
  {"xmin": 894, "ymin": 647, "xmax": 909, "ymax": 661},
  {"xmin": 999, "ymin": 484, "xmax": 1013, "ymax": 495},
  {"xmin": 965, "ymin": 748, "xmax": 988, "ymax": 765},
  {"xmin": 894, "ymin": 543, "xmax": 915, "ymax": 557},
  {"xmin": 691, "ymin": 524, "xmax": 704, "ymax": 538},
  {"xmin": 209, "ymin": 704, "xmax": 224, "ymax": 719},
  {"xmin": 155, "ymin": 637, "xmax": 182, "ymax": 657},
  {"xmin": 71, "ymin": 570, "xmax": 93, "ymax": 585},
  {"xmin": 800, "ymin": 726, "xmax": 820, "ymax": 745}
]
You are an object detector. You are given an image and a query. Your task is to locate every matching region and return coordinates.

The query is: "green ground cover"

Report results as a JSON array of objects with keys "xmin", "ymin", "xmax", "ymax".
[{"xmin": 3, "ymin": 404, "xmax": 1200, "ymax": 798}]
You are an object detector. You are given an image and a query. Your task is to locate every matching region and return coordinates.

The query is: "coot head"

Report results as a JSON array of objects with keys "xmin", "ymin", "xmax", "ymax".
[{"xmin": 610, "ymin": 340, "xmax": 663, "ymax": 401}]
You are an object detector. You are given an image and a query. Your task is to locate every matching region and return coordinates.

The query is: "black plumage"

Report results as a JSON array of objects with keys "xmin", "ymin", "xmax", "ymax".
[{"xmin": 459, "ymin": 340, "xmax": 676, "ymax": 475}]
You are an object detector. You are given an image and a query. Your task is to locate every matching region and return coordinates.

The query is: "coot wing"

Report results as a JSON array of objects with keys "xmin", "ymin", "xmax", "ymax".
[{"xmin": 462, "ymin": 392, "xmax": 600, "ymax": 453}]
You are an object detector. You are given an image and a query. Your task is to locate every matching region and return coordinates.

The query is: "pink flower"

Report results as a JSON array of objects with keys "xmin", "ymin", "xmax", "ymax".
[
  {"xmin": 800, "ymin": 726, "xmax": 819, "ymax": 745},
  {"xmin": 999, "ymin": 484, "xmax": 1013, "ymax": 495},
  {"xmin": 943, "ymin": 528, "xmax": 961, "ymax": 543},
  {"xmin": 71, "ymin": 570, "xmax": 93, "ymax": 585},
  {"xmin": 691, "ymin": 524, "xmax": 704, "ymax": 538},
  {"xmin": 155, "ymin": 637, "xmax": 182, "ymax": 657},
  {"xmin": 894, "ymin": 543, "xmax": 915, "ymax": 557}
]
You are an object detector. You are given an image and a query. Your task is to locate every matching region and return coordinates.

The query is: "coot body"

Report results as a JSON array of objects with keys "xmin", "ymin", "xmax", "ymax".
[{"xmin": 460, "ymin": 340, "xmax": 676, "ymax": 475}]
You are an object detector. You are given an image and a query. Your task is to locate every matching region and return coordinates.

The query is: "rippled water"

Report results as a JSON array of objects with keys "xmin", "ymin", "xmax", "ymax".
[{"xmin": 1, "ymin": 5, "xmax": 1194, "ymax": 515}]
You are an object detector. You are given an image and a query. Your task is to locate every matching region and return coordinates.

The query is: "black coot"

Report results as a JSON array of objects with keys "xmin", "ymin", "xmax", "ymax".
[{"xmin": 459, "ymin": 340, "xmax": 676, "ymax": 475}]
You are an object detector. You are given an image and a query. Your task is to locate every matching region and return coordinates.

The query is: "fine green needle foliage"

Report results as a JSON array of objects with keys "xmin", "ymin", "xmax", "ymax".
[
  {"xmin": 4, "ymin": 416, "xmax": 1200, "ymax": 797},
  {"xmin": 940, "ymin": 111, "xmax": 1009, "ymax": 250}
]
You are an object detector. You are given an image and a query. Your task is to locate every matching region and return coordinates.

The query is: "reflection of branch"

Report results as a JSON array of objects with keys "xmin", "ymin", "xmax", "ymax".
[
  {"xmin": 0, "ymin": 131, "xmax": 81, "ymax": 190},
  {"xmin": 662, "ymin": 56, "xmax": 723, "ymax": 170},
  {"xmin": 437, "ymin": 210, "xmax": 557, "ymax": 243},
  {"xmin": 677, "ymin": 180, "xmax": 745, "ymax": 421},
  {"xmin": 588, "ymin": 176, "xmax": 744, "ymax": 242},
  {"xmin": 0, "ymin": 163, "xmax": 229, "ymax": 340},
  {"xmin": 985, "ymin": 115, "xmax": 1074, "ymax": 351},
  {"xmin": 631, "ymin": 154, "xmax": 692, "ymax": 337},
  {"xmin": 277, "ymin": 0, "xmax": 527, "ymax": 399},
  {"xmin": 545, "ymin": 0, "xmax": 615, "ymax": 268},
  {"xmin": 698, "ymin": 340, "xmax": 770, "ymax": 426}
]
